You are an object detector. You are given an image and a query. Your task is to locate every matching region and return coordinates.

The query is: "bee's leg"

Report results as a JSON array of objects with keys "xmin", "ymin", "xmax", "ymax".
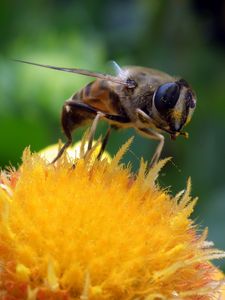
[
  {"xmin": 51, "ymin": 101, "xmax": 98, "ymax": 164},
  {"xmin": 51, "ymin": 136, "xmax": 72, "ymax": 164},
  {"xmin": 138, "ymin": 128, "xmax": 164, "ymax": 168},
  {"xmin": 52, "ymin": 100, "xmax": 130, "ymax": 163},
  {"xmin": 51, "ymin": 105, "xmax": 75, "ymax": 164},
  {"xmin": 94, "ymin": 114, "xmax": 129, "ymax": 159},
  {"xmin": 97, "ymin": 126, "xmax": 112, "ymax": 160},
  {"xmin": 150, "ymin": 133, "xmax": 164, "ymax": 167},
  {"xmin": 87, "ymin": 110, "xmax": 130, "ymax": 154},
  {"xmin": 87, "ymin": 112, "xmax": 105, "ymax": 152}
]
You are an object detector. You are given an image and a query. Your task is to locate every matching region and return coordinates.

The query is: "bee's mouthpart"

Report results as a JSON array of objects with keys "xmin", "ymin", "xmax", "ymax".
[
  {"xmin": 170, "ymin": 131, "xmax": 189, "ymax": 140},
  {"xmin": 180, "ymin": 131, "xmax": 189, "ymax": 139}
]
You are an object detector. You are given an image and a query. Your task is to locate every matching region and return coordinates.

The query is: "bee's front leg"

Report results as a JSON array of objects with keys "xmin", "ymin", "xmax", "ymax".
[{"xmin": 138, "ymin": 128, "xmax": 165, "ymax": 168}]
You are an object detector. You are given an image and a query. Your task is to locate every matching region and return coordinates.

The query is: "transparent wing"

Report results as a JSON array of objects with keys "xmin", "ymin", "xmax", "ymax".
[{"xmin": 13, "ymin": 59, "xmax": 132, "ymax": 87}]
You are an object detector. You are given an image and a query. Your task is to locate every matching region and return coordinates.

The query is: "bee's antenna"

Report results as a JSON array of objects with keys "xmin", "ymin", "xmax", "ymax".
[
  {"xmin": 13, "ymin": 59, "xmax": 132, "ymax": 87},
  {"xmin": 111, "ymin": 60, "xmax": 130, "ymax": 81}
]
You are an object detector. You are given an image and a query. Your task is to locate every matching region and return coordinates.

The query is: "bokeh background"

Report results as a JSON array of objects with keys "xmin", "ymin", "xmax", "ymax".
[{"xmin": 1, "ymin": 0, "xmax": 225, "ymax": 267}]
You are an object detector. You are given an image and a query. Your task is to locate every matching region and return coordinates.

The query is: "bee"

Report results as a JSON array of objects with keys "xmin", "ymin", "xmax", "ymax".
[{"xmin": 15, "ymin": 60, "xmax": 196, "ymax": 167}]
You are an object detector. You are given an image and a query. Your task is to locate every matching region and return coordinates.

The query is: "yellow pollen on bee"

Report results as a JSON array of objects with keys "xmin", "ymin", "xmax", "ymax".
[{"xmin": 171, "ymin": 109, "xmax": 182, "ymax": 122}]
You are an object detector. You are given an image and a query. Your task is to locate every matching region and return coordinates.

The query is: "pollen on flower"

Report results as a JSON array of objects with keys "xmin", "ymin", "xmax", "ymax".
[{"xmin": 0, "ymin": 138, "xmax": 224, "ymax": 300}]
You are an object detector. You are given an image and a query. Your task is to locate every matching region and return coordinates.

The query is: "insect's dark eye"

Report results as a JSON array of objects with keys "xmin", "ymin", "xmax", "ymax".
[
  {"xmin": 186, "ymin": 90, "xmax": 196, "ymax": 109},
  {"xmin": 154, "ymin": 82, "xmax": 180, "ymax": 113}
]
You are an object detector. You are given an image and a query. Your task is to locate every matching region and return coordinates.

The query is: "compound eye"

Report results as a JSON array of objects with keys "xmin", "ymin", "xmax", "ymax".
[{"xmin": 154, "ymin": 82, "xmax": 180, "ymax": 113}]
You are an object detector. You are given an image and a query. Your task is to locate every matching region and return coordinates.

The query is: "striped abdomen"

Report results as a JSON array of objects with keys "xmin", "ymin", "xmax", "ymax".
[{"xmin": 72, "ymin": 79, "xmax": 124, "ymax": 115}]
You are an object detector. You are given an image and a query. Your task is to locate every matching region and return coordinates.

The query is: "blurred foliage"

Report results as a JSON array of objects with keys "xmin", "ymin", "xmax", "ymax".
[{"xmin": 0, "ymin": 0, "xmax": 225, "ymax": 266}]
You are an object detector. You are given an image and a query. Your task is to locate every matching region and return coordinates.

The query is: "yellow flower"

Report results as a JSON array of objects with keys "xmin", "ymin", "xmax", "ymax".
[
  {"xmin": 0, "ymin": 138, "xmax": 224, "ymax": 300},
  {"xmin": 38, "ymin": 139, "xmax": 111, "ymax": 163}
]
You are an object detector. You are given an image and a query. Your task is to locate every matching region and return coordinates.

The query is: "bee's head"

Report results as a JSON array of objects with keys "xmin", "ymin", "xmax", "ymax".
[{"xmin": 152, "ymin": 79, "xmax": 196, "ymax": 135}]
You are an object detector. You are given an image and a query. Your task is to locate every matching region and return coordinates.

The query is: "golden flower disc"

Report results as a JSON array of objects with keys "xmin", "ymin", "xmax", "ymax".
[{"xmin": 0, "ymin": 139, "xmax": 224, "ymax": 300}]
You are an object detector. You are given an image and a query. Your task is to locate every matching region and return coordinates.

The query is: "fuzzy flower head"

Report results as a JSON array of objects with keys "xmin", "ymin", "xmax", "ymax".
[{"xmin": 0, "ymin": 138, "xmax": 224, "ymax": 300}]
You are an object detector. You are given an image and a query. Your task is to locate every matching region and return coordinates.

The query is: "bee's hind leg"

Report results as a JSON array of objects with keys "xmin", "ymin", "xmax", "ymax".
[
  {"xmin": 51, "ymin": 136, "xmax": 72, "ymax": 164},
  {"xmin": 51, "ymin": 101, "xmax": 98, "ymax": 164},
  {"xmin": 138, "ymin": 128, "xmax": 165, "ymax": 168}
]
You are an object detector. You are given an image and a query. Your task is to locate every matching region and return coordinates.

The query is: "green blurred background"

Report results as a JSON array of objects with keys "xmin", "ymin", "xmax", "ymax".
[{"xmin": 1, "ymin": 0, "xmax": 225, "ymax": 267}]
